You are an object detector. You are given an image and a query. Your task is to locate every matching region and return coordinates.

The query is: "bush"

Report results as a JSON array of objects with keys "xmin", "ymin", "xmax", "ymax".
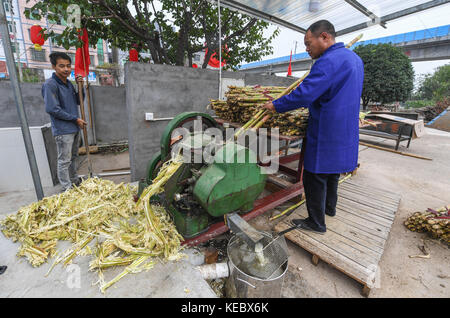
[
  {"xmin": 404, "ymin": 100, "xmax": 434, "ymax": 109},
  {"xmin": 416, "ymin": 64, "xmax": 450, "ymax": 102}
]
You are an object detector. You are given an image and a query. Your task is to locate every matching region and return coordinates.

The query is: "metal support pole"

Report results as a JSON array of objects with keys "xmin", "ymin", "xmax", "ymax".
[
  {"xmin": 9, "ymin": 0, "xmax": 22, "ymax": 81},
  {"xmin": 0, "ymin": 3, "xmax": 44, "ymax": 200},
  {"xmin": 218, "ymin": 0, "xmax": 222, "ymax": 100}
]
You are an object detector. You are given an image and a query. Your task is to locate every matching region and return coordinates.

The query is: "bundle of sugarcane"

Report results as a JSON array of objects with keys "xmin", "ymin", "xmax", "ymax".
[
  {"xmin": 0, "ymin": 156, "xmax": 186, "ymax": 293},
  {"xmin": 210, "ymin": 85, "xmax": 309, "ymax": 136},
  {"xmin": 225, "ymin": 33, "xmax": 364, "ymax": 138},
  {"xmin": 404, "ymin": 205, "xmax": 450, "ymax": 245}
]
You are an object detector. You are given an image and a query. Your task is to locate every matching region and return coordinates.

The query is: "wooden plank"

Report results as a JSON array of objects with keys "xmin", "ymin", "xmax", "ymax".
[
  {"xmin": 343, "ymin": 181, "xmax": 401, "ymax": 200},
  {"xmin": 337, "ymin": 194, "xmax": 397, "ymax": 219},
  {"xmin": 338, "ymin": 189, "xmax": 399, "ymax": 213},
  {"xmin": 338, "ymin": 183, "xmax": 401, "ymax": 205},
  {"xmin": 279, "ymin": 220, "xmax": 380, "ymax": 268},
  {"xmin": 275, "ymin": 221, "xmax": 374, "ymax": 286},
  {"xmin": 338, "ymin": 186, "xmax": 400, "ymax": 210},
  {"xmin": 335, "ymin": 202, "xmax": 393, "ymax": 229},
  {"xmin": 275, "ymin": 179, "xmax": 400, "ymax": 291},
  {"xmin": 338, "ymin": 192, "xmax": 398, "ymax": 215},
  {"xmin": 339, "ymin": 181, "xmax": 401, "ymax": 202},
  {"xmin": 267, "ymin": 175, "xmax": 294, "ymax": 188},
  {"xmin": 362, "ymin": 285, "xmax": 371, "ymax": 297},
  {"xmin": 334, "ymin": 208, "xmax": 391, "ymax": 239},
  {"xmin": 343, "ymin": 180, "xmax": 402, "ymax": 200},
  {"xmin": 337, "ymin": 198, "xmax": 396, "ymax": 225},
  {"xmin": 337, "ymin": 200, "xmax": 394, "ymax": 226},
  {"xmin": 295, "ymin": 208, "xmax": 385, "ymax": 257}
]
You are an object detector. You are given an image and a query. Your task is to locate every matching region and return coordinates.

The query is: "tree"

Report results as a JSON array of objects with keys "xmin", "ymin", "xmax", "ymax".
[
  {"xmin": 354, "ymin": 43, "xmax": 414, "ymax": 109},
  {"xmin": 415, "ymin": 63, "xmax": 450, "ymax": 101},
  {"xmin": 26, "ymin": 0, "xmax": 279, "ymax": 70}
]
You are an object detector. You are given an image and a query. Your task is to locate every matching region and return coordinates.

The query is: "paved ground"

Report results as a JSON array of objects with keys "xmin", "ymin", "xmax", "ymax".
[
  {"xmin": 251, "ymin": 127, "xmax": 450, "ymax": 298},
  {"xmin": 0, "ymin": 150, "xmax": 216, "ymax": 298},
  {"xmin": 1, "ymin": 127, "xmax": 449, "ymax": 298}
]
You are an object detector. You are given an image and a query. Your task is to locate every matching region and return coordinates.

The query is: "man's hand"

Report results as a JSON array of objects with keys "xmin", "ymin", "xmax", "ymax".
[
  {"xmin": 262, "ymin": 101, "xmax": 276, "ymax": 112},
  {"xmin": 75, "ymin": 75, "xmax": 84, "ymax": 84},
  {"xmin": 76, "ymin": 118, "xmax": 87, "ymax": 129}
]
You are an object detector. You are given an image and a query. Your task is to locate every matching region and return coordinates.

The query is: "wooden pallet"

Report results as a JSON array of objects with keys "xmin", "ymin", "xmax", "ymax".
[{"xmin": 274, "ymin": 180, "xmax": 401, "ymax": 297}]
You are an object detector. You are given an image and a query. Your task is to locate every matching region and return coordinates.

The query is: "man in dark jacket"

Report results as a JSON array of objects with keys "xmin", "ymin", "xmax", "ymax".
[
  {"xmin": 42, "ymin": 52, "xmax": 87, "ymax": 191},
  {"xmin": 263, "ymin": 20, "xmax": 364, "ymax": 234}
]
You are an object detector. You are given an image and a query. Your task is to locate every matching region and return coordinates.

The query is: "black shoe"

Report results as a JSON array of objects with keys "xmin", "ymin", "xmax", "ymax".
[
  {"xmin": 0, "ymin": 266, "xmax": 7, "ymax": 275},
  {"xmin": 325, "ymin": 211, "xmax": 336, "ymax": 217},
  {"xmin": 290, "ymin": 219, "xmax": 326, "ymax": 235}
]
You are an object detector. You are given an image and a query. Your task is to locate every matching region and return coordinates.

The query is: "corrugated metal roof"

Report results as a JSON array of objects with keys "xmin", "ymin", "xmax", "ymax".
[{"xmin": 218, "ymin": 0, "xmax": 450, "ymax": 35}]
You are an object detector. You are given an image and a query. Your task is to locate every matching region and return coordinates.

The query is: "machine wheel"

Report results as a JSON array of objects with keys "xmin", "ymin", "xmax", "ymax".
[
  {"xmin": 145, "ymin": 151, "xmax": 163, "ymax": 184},
  {"xmin": 160, "ymin": 112, "xmax": 220, "ymax": 159}
]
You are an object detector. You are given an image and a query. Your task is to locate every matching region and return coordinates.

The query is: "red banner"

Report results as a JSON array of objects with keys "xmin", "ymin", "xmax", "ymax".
[{"xmin": 75, "ymin": 28, "xmax": 91, "ymax": 77}]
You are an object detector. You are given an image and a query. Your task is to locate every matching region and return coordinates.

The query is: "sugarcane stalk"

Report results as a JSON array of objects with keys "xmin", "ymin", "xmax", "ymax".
[
  {"xmin": 252, "ymin": 113, "xmax": 272, "ymax": 130},
  {"xmin": 100, "ymin": 255, "xmax": 150, "ymax": 293},
  {"xmin": 235, "ymin": 109, "xmax": 265, "ymax": 137}
]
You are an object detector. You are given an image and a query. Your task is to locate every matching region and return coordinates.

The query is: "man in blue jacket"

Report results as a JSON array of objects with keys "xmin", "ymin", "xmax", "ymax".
[
  {"xmin": 263, "ymin": 20, "xmax": 364, "ymax": 234},
  {"xmin": 42, "ymin": 52, "xmax": 87, "ymax": 192}
]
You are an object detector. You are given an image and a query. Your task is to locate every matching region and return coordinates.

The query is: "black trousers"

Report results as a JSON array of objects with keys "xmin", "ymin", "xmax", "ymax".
[{"xmin": 302, "ymin": 169, "xmax": 340, "ymax": 232}]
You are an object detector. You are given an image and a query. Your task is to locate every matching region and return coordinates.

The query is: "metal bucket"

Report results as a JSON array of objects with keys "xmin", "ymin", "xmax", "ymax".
[{"xmin": 225, "ymin": 233, "xmax": 288, "ymax": 298}]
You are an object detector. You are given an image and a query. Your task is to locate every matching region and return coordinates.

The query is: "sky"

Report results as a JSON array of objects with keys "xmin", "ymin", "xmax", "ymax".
[{"xmin": 262, "ymin": 2, "xmax": 450, "ymax": 81}]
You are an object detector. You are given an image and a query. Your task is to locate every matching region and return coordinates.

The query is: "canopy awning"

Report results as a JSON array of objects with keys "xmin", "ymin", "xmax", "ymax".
[{"xmin": 216, "ymin": 0, "xmax": 450, "ymax": 35}]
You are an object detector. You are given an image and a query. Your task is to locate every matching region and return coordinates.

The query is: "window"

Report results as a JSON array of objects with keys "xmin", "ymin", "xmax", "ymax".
[
  {"xmin": 7, "ymin": 21, "xmax": 16, "ymax": 33},
  {"xmin": 10, "ymin": 43, "xmax": 17, "ymax": 54},
  {"xmin": 2, "ymin": 0, "xmax": 10, "ymax": 13},
  {"xmin": 90, "ymin": 55, "xmax": 95, "ymax": 66},
  {"xmin": 98, "ymin": 53, "xmax": 104, "ymax": 65},
  {"xmin": 97, "ymin": 39, "xmax": 104, "ymax": 65},
  {"xmin": 30, "ymin": 48, "xmax": 46, "ymax": 62},
  {"xmin": 25, "ymin": 8, "xmax": 40, "ymax": 20}
]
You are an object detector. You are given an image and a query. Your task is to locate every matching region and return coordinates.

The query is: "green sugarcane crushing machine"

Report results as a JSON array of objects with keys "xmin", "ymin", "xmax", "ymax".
[{"xmin": 137, "ymin": 112, "xmax": 268, "ymax": 242}]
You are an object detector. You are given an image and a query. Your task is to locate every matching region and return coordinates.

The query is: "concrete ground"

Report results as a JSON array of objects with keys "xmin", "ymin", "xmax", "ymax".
[
  {"xmin": 250, "ymin": 127, "xmax": 450, "ymax": 298},
  {"xmin": 1, "ymin": 127, "xmax": 449, "ymax": 298},
  {"xmin": 0, "ymin": 150, "xmax": 216, "ymax": 298}
]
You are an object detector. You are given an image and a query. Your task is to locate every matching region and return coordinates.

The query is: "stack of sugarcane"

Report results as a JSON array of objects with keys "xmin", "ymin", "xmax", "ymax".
[
  {"xmin": 211, "ymin": 34, "xmax": 364, "ymax": 138},
  {"xmin": 0, "ymin": 156, "xmax": 185, "ymax": 293},
  {"xmin": 210, "ymin": 85, "xmax": 309, "ymax": 136},
  {"xmin": 404, "ymin": 205, "xmax": 450, "ymax": 245}
]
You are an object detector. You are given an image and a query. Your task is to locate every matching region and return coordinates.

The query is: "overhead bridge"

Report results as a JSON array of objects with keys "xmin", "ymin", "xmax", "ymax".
[{"xmin": 239, "ymin": 24, "xmax": 450, "ymax": 74}]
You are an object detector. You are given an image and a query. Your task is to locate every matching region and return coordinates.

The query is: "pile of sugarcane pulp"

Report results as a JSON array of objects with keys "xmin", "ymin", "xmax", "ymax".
[
  {"xmin": 404, "ymin": 205, "xmax": 449, "ymax": 245},
  {"xmin": 0, "ymin": 157, "xmax": 185, "ymax": 293},
  {"xmin": 210, "ymin": 85, "xmax": 309, "ymax": 136}
]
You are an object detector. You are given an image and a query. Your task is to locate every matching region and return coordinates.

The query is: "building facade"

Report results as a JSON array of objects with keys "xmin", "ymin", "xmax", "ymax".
[{"xmin": 1, "ymin": 0, "xmax": 108, "ymax": 82}]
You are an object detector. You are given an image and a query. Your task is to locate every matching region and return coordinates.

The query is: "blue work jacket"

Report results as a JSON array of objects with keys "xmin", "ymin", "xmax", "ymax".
[
  {"xmin": 273, "ymin": 42, "xmax": 364, "ymax": 174},
  {"xmin": 42, "ymin": 73, "xmax": 81, "ymax": 136}
]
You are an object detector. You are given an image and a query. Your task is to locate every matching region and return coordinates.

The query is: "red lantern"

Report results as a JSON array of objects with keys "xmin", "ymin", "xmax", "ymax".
[
  {"xmin": 204, "ymin": 46, "xmax": 227, "ymax": 68},
  {"xmin": 129, "ymin": 49, "xmax": 139, "ymax": 62},
  {"xmin": 30, "ymin": 25, "xmax": 45, "ymax": 51}
]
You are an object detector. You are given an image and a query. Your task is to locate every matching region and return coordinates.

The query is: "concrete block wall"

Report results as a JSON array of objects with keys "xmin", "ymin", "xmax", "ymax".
[
  {"xmin": 89, "ymin": 85, "xmax": 127, "ymax": 143},
  {"xmin": 0, "ymin": 81, "xmax": 128, "ymax": 144},
  {"xmin": 125, "ymin": 62, "xmax": 297, "ymax": 181},
  {"xmin": 0, "ymin": 82, "xmax": 49, "ymax": 128}
]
